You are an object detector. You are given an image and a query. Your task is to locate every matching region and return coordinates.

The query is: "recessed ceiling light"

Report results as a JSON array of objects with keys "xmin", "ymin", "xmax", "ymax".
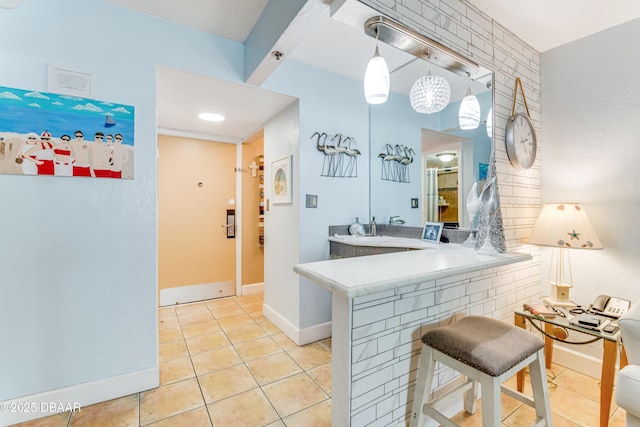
[{"xmin": 198, "ymin": 112, "xmax": 224, "ymax": 122}]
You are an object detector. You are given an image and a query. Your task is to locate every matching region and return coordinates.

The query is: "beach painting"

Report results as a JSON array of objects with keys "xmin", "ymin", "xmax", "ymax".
[{"xmin": 0, "ymin": 85, "xmax": 134, "ymax": 179}]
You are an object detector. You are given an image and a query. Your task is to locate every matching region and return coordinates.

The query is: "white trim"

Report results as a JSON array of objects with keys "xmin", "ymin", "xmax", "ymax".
[
  {"xmin": 159, "ymin": 281, "xmax": 235, "ymax": 306},
  {"xmin": 235, "ymin": 143, "xmax": 243, "ymax": 297},
  {"xmin": 551, "ymin": 344, "xmax": 605, "ymax": 379},
  {"xmin": 157, "ymin": 128, "xmax": 241, "ymax": 144},
  {"xmin": 242, "ymin": 282, "xmax": 264, "ymax": 295},
  {"xmin": 263, "ymin": 302, "xmax": 331, "ymax": 346},
  {"xmin": 0, "ymin": 367, "xmax": 158, "ymax": 426}
]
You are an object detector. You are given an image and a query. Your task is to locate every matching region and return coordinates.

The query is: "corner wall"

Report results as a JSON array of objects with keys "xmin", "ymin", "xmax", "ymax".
[{"xmin": 541, "ymin": 19, "xmax": 640, "ymax": 358}]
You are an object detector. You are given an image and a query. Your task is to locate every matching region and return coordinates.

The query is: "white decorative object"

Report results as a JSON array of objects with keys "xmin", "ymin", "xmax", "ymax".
[
  {"xmin": 466, "ymin": 182, "xmax": 482, "ymax": 223},
  {"xmin": 462, "ymin": 182, "xmax": 481, "ymax": 247},
  {"xmin": 409, "ymin": 72, "xmax": 450, "ymax": 114},
  {"xmin": 474, "ymin": 152, "xmax": 506, "ymax": 253}
]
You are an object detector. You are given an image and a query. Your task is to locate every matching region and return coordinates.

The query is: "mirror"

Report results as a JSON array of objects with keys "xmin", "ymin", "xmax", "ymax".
[
  {"xmin": 369, "ymin": 63, "xmax": 493, "ymax": 228},
  {"xmin": 366, "ymin": 32, "xmax": 493, "ymax": 229},
  {"xmin": 286, "ymin": 1, "xmax": 494, "ymax": 229}
]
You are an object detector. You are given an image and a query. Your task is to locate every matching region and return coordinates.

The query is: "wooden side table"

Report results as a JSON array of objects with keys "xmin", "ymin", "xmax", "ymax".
[{"xmin": 514, "ymin": 309, "xmax": 627, "ymax": 427}]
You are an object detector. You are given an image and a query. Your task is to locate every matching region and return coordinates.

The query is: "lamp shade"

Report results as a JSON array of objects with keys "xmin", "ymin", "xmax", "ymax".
[
  {"xmin": 364, "ymin": 45, "xmax": 389, "ymax": 104},
  {"xmin": 409, "ymin": 72, "xmax": 450, "ymax": 114},
  {"xmin": 458, "ymin": 91, "xmax": 480, "ymax": 129},
  {"xmin": 528, "ymin": 203, "xmax": 602, "ymax": 249}
]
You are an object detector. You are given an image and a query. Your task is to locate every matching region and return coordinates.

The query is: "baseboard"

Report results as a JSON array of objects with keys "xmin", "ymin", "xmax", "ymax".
[
  {"xmin": 0, "ymin": 366, "xmax": 159, "ymax": 426},
  {"xmin": 262, "ymin": 302, "xmax": 331, "ymax": 346},
  {"xmin": 159, "ymin": 281, "xmax": 235, "ymax": 306},
  {"xmin": 241, "ymin": 282, "xmax": 264, "ymax": 296},
  {"xmin": 551, "ymin": 344, "xmax": 605, "ymax": 379}
]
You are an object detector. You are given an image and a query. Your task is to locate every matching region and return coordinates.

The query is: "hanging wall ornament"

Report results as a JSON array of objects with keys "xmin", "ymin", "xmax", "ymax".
[{"xmin": 474, "ymin": 151, "xmax": 506, "ymax": 253}]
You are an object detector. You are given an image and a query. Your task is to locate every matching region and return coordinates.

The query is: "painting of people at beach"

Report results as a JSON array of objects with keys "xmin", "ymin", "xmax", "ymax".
[{"xmin": 0, "ymin": 85, "xmax": 134, "ymax": 179}]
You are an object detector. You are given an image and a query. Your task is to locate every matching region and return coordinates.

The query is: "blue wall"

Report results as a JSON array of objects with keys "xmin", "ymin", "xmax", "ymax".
[{"xmin": 0, "ymin": 0, "xmax": 243, "ymax": 404}]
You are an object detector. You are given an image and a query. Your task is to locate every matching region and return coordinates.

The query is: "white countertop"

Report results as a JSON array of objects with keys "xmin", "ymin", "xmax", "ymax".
[{"xmin": 294, "ymin": 244, "xmax": 532, "ymax": 299}]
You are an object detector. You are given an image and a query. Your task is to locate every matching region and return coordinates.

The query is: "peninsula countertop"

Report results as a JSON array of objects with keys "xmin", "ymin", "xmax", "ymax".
[{"xmin": 294, "ymin": 244, "xmax": 532, "ymax": 299}]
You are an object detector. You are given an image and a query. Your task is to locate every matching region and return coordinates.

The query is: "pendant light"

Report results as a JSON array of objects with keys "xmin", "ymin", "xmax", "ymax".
[
  {"xmin": 363, "ymin": 32, "xmax": 389, "ymax": 105},
  {"xmin": 458, "ymin": 73, "xmax": 480, "ymax": 129},
  {"xmin": 409, "ymin": 70, "xmax": 450, "ymax": 114}
]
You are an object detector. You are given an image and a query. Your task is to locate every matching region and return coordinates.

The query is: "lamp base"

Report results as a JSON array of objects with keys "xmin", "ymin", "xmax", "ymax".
[{"xmin": 542, "ymin": 296, "xmax": 577, "ymax": 309}]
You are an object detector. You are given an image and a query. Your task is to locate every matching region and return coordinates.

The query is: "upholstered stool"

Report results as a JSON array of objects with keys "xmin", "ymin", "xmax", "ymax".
[{"xmin": 409, "ymin": 315, "xmax": 551, "ymax": 427}]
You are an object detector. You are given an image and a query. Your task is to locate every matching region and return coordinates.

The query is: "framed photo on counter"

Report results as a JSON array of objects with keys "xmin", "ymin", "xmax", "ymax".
[{"xmin": 422, "ymin": 222, "xmax": 443, "ymax": 243}]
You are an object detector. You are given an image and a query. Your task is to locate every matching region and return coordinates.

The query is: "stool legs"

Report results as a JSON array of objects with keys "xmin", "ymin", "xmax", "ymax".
[
  {"xmin": 410, "ymin": 343, "xmax": 552, "ymax": 427},
  {"xmin": 463, "ymin": 381, "xmax": 479, "ymax": 415},
  {"xmin": 529, "ymin": 348, "xmax": 552, "ymax": 423},
  {"xmin": 410, "ymin": 345, "xmax": 435, "ymax": 427},
  {"xmin": 480, "ymin": 376, "xmax": 501, "ymax": 427}
]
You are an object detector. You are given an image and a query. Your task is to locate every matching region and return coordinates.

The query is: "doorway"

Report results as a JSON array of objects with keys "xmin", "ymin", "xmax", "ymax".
[{"xmin": 157, "ymin": 135, "xmax": 237, "ymax": 306}]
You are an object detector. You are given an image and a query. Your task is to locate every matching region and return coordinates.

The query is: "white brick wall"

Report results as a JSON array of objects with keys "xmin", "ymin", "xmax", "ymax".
[
  {"xmin": 349, "ymin": 1, "xmax": 542, "ymax": 424},
  {"xmin": 349, "ymin": 262, "xmax": 539, "ymax": 425}
]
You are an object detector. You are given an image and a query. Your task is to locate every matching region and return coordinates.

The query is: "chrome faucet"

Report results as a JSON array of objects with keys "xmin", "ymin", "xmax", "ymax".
[{"xmin": 389, "ymin": 216, "xmax": 405, "ymax": 225}]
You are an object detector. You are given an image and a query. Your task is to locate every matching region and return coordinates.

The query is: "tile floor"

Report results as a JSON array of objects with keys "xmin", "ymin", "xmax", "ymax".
[{"xmin": 14, "ymin": 293, "xmax": 629, "ymax": 427}]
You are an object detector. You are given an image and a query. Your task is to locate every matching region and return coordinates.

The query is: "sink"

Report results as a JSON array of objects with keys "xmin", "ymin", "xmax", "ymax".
[{"xmin": 329, "ymin": 234, "xmax": 434, "ymax": 249}]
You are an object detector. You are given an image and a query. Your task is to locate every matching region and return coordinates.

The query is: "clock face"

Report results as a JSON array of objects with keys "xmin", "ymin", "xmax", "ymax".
[{"xmin": 505, "ymin": 113, "xmax": 537, "ymax": 170}]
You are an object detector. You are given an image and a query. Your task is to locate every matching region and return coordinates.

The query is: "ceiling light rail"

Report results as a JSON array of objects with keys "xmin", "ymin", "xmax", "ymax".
[{"xmin": 364, "ymin": 16, "xmax": 479, "ymax": 77}]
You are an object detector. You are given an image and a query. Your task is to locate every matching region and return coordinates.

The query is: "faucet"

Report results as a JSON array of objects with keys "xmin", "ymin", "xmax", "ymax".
[{"xmin": 389, "ymin": 216, "xmax": 405, "ymax": 225}]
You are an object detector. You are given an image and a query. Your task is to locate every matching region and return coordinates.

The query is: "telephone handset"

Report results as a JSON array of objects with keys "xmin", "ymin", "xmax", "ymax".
[{"xmin": 589, "ymin": 295, "xmax": 631, "ymax": 318}]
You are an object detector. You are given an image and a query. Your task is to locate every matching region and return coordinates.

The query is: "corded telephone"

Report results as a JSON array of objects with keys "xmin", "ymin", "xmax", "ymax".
[{"xmin": 589, "ymin": 295, "xmax": 631, "ymax": 318}]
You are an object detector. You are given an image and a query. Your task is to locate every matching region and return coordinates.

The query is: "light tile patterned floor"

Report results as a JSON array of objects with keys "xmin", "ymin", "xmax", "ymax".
[{"xmin": 13, "ymin": 293, "xmax": 629, "ymax": 426}]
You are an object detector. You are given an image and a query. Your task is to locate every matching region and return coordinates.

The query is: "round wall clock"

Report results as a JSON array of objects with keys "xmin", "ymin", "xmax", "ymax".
[{"xmin": 505, "ymin": 112, "xmax": 537, "ymax": 170}]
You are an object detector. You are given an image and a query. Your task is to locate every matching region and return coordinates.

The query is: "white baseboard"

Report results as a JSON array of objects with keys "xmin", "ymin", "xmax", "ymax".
[
  {"xmin": 551, "ymin": 344, "xmax": 605, "ymax": 379},
  {"xmin": 241, "ymin": 282, "xmax": 264, "ymax": 295},
  {"xmin": 1, "ymin": 366, "xmax": 159, "ymax": 426},
  {"xmin": 262, "ymin": 302, "xmax": 331, "ymax": 346},
  {"xmin": 159, "ymin": 281, "xmax": 234, "ymax": 306}
]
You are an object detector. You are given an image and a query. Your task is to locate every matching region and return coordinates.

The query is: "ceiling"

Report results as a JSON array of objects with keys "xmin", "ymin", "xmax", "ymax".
[{"xmin": 104, "ymin": 0, "xmax": 640, "ymax": 141}]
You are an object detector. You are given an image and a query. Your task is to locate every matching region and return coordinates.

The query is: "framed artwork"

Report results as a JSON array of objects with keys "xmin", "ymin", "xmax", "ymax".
[
  {"xmin": 272, "ymin": 155, "xmax": 292, "ymax": 204},
  {"xmin": 422, "ymin": 221, "xmax": 443, "ymax": 243},
  {"xmin": 0, "ymin": 85, "xmax": 135, "ymax": 179}
]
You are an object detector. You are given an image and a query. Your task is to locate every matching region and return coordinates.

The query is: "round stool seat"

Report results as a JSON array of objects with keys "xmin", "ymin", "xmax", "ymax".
[{"xmin": 422, "ymin": 315, "xmax": 544, "ymax": 377}]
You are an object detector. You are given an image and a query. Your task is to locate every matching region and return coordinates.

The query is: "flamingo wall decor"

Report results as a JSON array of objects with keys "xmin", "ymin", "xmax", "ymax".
[
  {"xmin": 311, "ymin": 132, "xmax": 361, "ymax": 178},
  {"xmin": 378, "ymin": 144, "xmax": 414, "ymax": 183}
]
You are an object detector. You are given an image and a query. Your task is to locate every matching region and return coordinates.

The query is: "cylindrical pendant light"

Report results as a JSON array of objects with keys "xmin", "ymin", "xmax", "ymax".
[
  {"xmin": 364, "ymin": 39, "xmax": 389, "ymax": 104},
  {"xmin": 458, "ymin": 82, "xmax": 480, "ymax": 130}
]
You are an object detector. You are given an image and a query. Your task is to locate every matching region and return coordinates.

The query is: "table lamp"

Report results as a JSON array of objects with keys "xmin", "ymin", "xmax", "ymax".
[{"xmin": 527, "ymin": 203, "xmax": 603, "ymax": 308}]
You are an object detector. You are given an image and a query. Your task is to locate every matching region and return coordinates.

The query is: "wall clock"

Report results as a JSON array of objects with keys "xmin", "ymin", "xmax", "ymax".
[
  {"xmin": 505, "ymin": 77, "xmax": 537, "ymax": 170},
  {"xmin": 505, "ymin": 112, "xmax": 536, "ymax": 170}
]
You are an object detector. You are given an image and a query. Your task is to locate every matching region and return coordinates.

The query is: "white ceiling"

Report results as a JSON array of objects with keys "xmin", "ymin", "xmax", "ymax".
[
  {"xmin": 104, "ymin": 0, "xmax": 269, "ymax": 43},
  {"xmin": 467, "ymin": 0, "xmax": 640, "ymax": 52},
  {"xmin": 104, "ymin": 0, "xmax": 640, "ymax": 141}
]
